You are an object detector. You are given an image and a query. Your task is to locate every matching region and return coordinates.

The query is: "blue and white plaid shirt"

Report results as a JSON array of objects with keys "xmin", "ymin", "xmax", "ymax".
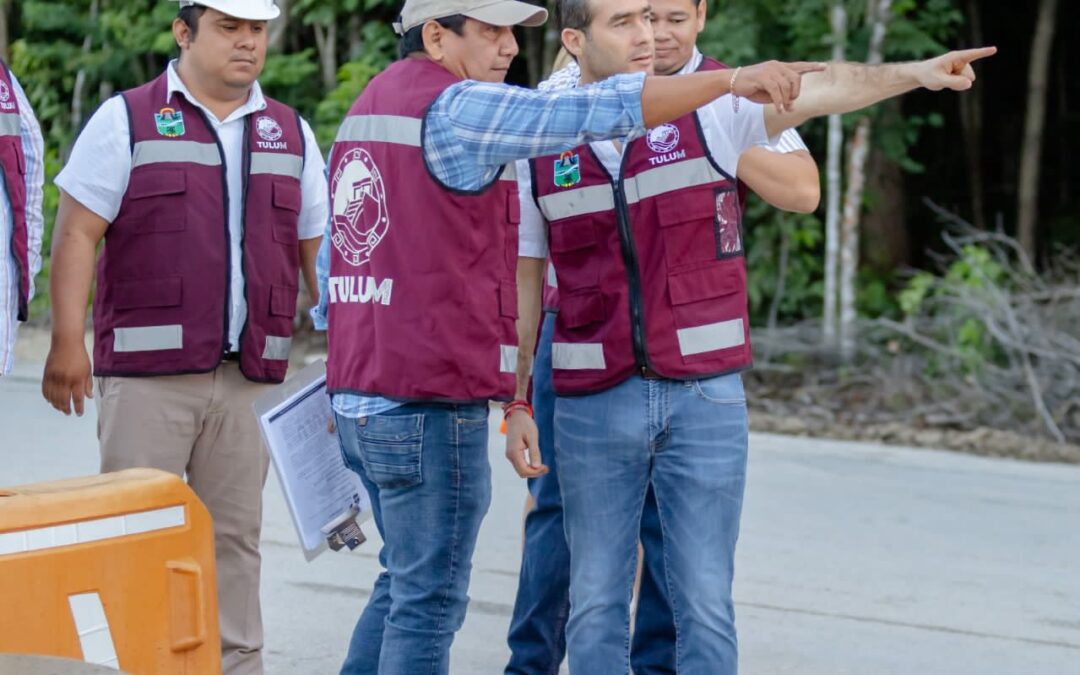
[
  {"xmin": 313, "ymin": 68, "xmax": 647, "ymax": 417},
  {"xmin": 0, "ymin": 71, "xmax": 45, "ymax": 376}
]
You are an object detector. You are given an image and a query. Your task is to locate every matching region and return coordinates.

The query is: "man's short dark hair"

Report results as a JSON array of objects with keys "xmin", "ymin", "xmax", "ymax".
[
  {"xmin": 398, "ymin": 14, "xmax": 468, "ymax": 59},
  {"xmin": 178, "ymin": 5, "xmax": 208, "ymax": 39},
  {"xmin": 556, "ymin": 0, "xmax": 593, "ymax": 32}
]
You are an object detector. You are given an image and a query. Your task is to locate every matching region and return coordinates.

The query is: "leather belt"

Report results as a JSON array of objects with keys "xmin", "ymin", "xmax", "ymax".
[{"xmin": 639, "ymin": 366, "xmax": 664, "ymax": 380}]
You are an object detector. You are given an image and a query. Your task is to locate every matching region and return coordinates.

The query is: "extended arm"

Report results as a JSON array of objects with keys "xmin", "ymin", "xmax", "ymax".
[
  {"xmin": 763, "ymin": 47, "xmax": 997, "ymax": 137},
  {"xmin": 427, "ymin": 60, "xmax": 825, "ymax": 191}
]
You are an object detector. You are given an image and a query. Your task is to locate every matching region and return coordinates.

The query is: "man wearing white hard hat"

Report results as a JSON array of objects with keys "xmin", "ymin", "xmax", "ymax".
[
  {"xmin": 313, "ymin": 0, "xmax": 831, "ymax": 673},
  {"xmin": 44, "ymin": 1, "xmax": 328, "ymax": 672}
]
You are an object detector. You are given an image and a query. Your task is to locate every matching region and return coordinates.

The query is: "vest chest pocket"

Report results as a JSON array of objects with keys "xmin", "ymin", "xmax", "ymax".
[
  {"xmin": 125, "ymin": 169, "xmax": 187, "ymax": 233},
  {"xmin": 549, "ymin": 217, "xmax": 601, "ymax": 291},
  {"xmin": 270, "ymin": 180, "xmax": 301, "ymax": 245},
  {"xmin": 657, "ymin": 186, "xmax": 741, "ymax": 268}
]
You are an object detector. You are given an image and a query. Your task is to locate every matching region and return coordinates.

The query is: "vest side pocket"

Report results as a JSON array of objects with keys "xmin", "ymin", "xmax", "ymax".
[
  {"xmin": 666, "ymin": 266, "xmax": 747, "ymax": 364},
  {"xmin": 498, "ymin": 281, "xmax": 518, "ymax": 319},
  {"xmin": 558, "ymin": 289, "xmax": 606, "ymax": 329},
  {"xmin": 113, "ymin": 276, "xmax": 183, "ymax": 310},
  {"xmin": 270, "ymin": 179, "xmax": 302, "ymax": 245},
  {"xmin": 269, "ymin": 284, "xmax": 299, "ymax": 317}
]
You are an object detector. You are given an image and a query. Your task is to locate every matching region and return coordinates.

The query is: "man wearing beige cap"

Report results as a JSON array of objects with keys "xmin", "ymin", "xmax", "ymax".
[
  {"xmin": 313, "ymin": 1, "xmax": 826, "ymax": 673},
  {"xmin": 44, "ymin": 1, "xmax": 328, "ymax": 672}
]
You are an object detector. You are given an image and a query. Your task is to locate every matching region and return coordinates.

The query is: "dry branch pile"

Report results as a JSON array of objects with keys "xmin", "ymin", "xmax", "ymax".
[{"xmin": 749, "ymin": 220, "xmax": 1080, "ymax": 463}]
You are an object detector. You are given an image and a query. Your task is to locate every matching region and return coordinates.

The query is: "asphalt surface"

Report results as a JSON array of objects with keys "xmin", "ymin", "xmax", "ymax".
[{"xmin": 3, "ymin": 359, "xmax": 1079, "ymax": 674}]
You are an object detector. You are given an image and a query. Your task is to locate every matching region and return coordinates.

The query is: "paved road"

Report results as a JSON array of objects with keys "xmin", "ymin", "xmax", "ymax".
[{"xmin": 3, "ymin": 360, "xmax": 1079, "ymax": 674}]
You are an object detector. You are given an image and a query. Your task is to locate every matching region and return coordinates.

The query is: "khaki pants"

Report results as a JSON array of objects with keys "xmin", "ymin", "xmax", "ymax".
[{"xmin": 97, "ymin": 362, "xmax": 270, "ymax": 675}]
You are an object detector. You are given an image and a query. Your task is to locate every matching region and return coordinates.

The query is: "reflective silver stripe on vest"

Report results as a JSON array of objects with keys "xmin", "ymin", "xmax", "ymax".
[
  {"xmin": 623, "ymin": 156, "xmax": 725, "ymax": 204},
  {"xmin": 500, "ymin": 345, "xmax": 518, "ymax": 374},
  {"xmin": 676, "ymin": 318, "xmax": 745, "ymax": 357},
  {"xmin": 0, "ymin": 112, "xmax": 19, "ymax": 136},
  {"xmin": 551, "ymin": 343, "xmax": 606, "ymax": 370},
  {"xmin": 132, "ymin": 140, "xmax": 222, "ymax": 169},
  {"xmin": 263, "ymin": 336, "xmax": 293, "ymax": 361},
  {"xmin": 251, "ymin": 152, "xmax": 303, "ymax": 179},
  {"xmin": 335, "ymin": 115, "xmax": 422, "ymax": 147},
  {"xmin": 547, "ymin": 262, "xmax": 558, "ymax": 289},
  {"xmin": 500, "ymin": 163, "xmax": 517, "ymax": 182},
  {"xmin": 538, "ymin": 156, "xmax": 725, "ymax": 221},
  {"xmin": 537, "ymin": 185, "xmax": 615, "ymax": 221},
  {"xmin": 113, "ymin": 325, "xmax": 183, "ymax": 352}
]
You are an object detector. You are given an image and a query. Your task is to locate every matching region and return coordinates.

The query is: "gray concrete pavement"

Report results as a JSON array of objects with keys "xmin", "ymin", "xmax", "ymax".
[{"xmin": 3, "ymin": 359, "xmax": 1079, "ymax": 674}]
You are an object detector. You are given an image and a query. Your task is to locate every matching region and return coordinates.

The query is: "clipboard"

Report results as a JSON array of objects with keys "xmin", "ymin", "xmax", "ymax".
[{"xmin": 253, "ymin": 360, "xmax": 371, "ymax": 561}]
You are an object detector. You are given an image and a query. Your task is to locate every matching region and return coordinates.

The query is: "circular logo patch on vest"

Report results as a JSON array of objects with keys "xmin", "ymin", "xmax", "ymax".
[
  {"xmin": 331, "ymin": 148, "xmax": 390, "ymax": 268},
  {"xmin": 646, "ymin": 124, "xmax": 680, "ymax": 154},
  {"xmin": 0, "ymin": 82, "xmax": 10, "ymax": 103},
  {"xmin": 256, "ymin": 116, "xmax": 283, "ymax": 142}
]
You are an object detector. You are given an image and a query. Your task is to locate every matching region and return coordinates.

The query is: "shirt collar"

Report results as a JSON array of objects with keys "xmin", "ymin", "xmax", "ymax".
[
  {"xmin": 676, "ymin": 48, "xmax": 704, "ymax": 77},
  {"xmin": 165, "ymin": 60, "xmax": 267, "ymax": 124}
]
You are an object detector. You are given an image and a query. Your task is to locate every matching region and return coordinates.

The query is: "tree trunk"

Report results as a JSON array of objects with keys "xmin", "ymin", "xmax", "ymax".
[
  {"xmin": 269, "ymin": 0, "xmax": 290, "ymax": 53},
  {"xmin": 823, "ymin": 0, "xmax": 847, "ymax": 348},
  {"xmin": 861, "ymin": 144, "xmax": 908, "ymax": 272},
  {"xmin": 1017, "ymin": 0, "xmax": 1060, "ymax": 259},
  {"xmin": 312, "ymin": 20, "xmax": 338, "ymax": 92},
  {"xmin": 839, "ymin": 0, "xmax": 892, "ymax": 360},
  {"xmin": 959, "ymin": 0, "xmax": 986, "ymax": 229},
  {"xmin": 69, "ymin": 0, "xmax": 101, "ymax": 160},
  {"xmin": 0, "ymin": 0, "xmax": 9, "ymax": 63},
  {"xmin": 348, "ymin": 13, "xmax": 363, "ymax": 60}
]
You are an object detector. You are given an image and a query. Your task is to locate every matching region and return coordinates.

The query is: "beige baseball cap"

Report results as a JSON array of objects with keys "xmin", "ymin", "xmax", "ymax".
[{"xmin": 393, "ymin": 0, "xmax": 548, "ymax": 36}]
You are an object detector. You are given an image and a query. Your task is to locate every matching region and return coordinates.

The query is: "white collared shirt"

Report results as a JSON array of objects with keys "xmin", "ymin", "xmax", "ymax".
[
  {"xmin": 56, "ymin": 61, "xmax": 328, "ymax": 351},
  {"xmin": 518, "ymin": 49, "xmax": 809, "ymax": 258}
]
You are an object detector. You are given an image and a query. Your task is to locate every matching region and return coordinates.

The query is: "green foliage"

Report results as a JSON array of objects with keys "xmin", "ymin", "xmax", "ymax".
[
  {"xmin": 898, "ymin": 244, "xmax": 1007, "ymax": 372},
  {"xmin": 314, "ymin": 59, "xmax": 383, "ymax": 150},
  {"xmin": 744, "ymin": 196, "xmax": 825, "ymax": 325}
]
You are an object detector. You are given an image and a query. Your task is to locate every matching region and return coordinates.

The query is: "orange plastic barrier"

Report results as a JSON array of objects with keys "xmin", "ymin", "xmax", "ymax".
[{"xmin": 0, "ymin": 469, "xmax": 220, "ymax": 674}]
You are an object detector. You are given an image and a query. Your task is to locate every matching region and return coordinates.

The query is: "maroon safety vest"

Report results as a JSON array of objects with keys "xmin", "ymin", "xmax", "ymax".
[
  {"xmin": 532, "ymin": 57, "xmax": 752, "ymax": 395},
  {"xmin": 92, "ymin": 71, "xmax": 305, "ymax": 383},
  {"xmin": 325, "ymin": 57, "xmax": 520, "ymax": 402},
  {"xmin": 0, "ymin": 60, "xmax": 30, "ymax": 322}
]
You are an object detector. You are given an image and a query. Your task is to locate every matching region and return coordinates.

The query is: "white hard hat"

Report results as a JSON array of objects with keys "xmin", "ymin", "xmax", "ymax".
[{"xmin": 172, "ymin": 0, "xmax": 281, "ymax": 21}]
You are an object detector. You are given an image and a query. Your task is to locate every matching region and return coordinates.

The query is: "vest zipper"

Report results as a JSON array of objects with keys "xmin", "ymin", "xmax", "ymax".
[
  {"xmin": 236, "ymin": 116, "xmax": 253, "ymax": 373},
  {"xmin": 612, "ymin": 154, "xmax": 650, "ymax": 372},
  {"xmin": 193, "ymin": 107, "xmax": 233, "ymax": 360}
]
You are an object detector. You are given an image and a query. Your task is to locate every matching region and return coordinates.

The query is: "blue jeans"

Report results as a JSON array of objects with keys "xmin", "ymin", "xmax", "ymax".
[
  {"xmin": 335, "ymin": 402, "xmax": 492, "ymax": 675},
  {"xmin": 506, "ymin": 313, "xmax": 677, "ymax": 675},
  {"xmin": 555, "ymin": 374, "xmax": 749, "ymax": 675}
]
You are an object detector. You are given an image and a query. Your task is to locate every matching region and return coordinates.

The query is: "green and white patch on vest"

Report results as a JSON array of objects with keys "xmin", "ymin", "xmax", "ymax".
[
  {"xmin": 554, "ymin": 151, "xmax": 581, "ymax": 188},
  {"xmin": 155, "ymin": 107, "xmax": 186, "ymax": 137}
]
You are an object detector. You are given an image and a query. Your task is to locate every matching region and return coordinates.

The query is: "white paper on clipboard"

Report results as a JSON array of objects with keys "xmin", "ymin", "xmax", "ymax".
[{"xmin": 253, "ymin": 360, "xmax": 370, "ymax": 561}]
